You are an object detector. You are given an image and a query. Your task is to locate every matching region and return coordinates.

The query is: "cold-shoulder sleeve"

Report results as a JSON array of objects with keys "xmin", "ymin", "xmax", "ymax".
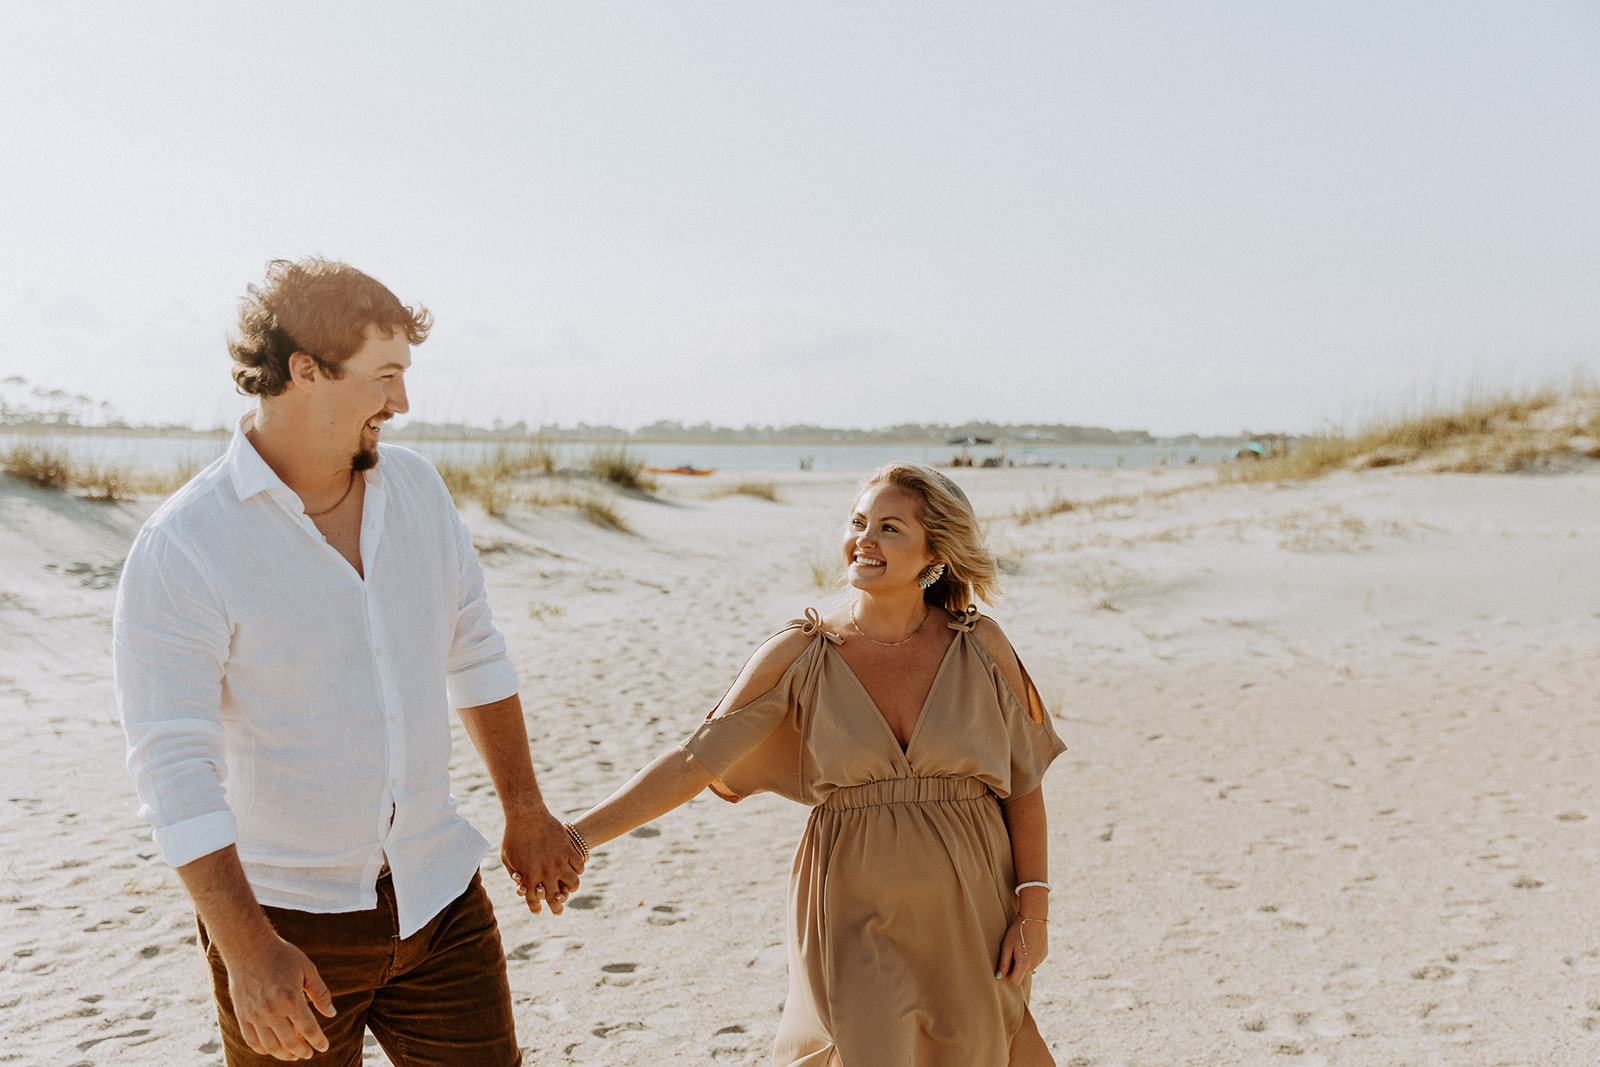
[
  {"xmin": 993, "ymin": 649, "xmax": 1067, "ymax": 799},
  {"xmin": 946, "ymin": 609, "xmax": 1067, "ymax": 799},
  {"xmin": 680, "ymin": 615, "xmax": 835, "ymax": 805}
]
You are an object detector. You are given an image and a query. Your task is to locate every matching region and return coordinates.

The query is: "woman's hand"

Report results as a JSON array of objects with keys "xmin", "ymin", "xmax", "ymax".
[{"xmin": 996, "ymin": 916, "xmax": 1049, "ymax": 984}]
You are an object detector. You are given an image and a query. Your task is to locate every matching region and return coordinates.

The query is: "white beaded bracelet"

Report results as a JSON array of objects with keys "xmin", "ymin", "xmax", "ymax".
[{"xmin": 1014, "ymin": 881, "xmax": 1051, "ymax": 894}]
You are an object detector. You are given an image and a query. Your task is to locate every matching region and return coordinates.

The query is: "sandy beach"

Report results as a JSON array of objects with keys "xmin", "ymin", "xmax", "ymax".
[{"xmin": 4, "ymin": 459, "xmax": 1599, "ymax": 1066}]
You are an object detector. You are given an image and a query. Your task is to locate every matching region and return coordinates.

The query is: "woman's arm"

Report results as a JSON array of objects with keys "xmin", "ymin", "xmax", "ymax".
[
  {"xmin": 571, "ymin": 624, "xmax": 813, "ymax": 847},
  {"xmin": 571, "ymin": 746, "xmax": 714, "ymax": 848},
  {"xmin": 996, "ymin": 786, "xmax": 1050, "ymax": 983}
]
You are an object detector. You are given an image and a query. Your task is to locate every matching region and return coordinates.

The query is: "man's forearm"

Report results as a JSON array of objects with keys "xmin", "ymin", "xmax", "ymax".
[
  {"xmin": 457, "ymin": 693, "xmax": 548, "ymax": 813},
  {"xmin": 459, "ymin": 692, "xmax": 585, "ymax": 912},
  {"xmin": 176, "ymin": 845, "xmax": 278, "ymax": 956}
]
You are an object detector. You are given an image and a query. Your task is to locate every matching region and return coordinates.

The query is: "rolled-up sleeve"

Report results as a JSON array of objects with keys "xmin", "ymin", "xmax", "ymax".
[
  {"xmin": 444, "ymin": 511, "xmax": 519, "ymax": 708},
  {"xmin": 113, "ymin": 526, "xmax": 238, "ymax": 867}
]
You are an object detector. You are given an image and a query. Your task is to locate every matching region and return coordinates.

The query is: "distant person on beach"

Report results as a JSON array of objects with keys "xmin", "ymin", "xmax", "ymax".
[
  {"xmin": 569, "ymin": 463, "xmax": 1066, "ymax": 1065},
  {"xmin": 113, "ymin": 258, "xmax": 582, "ymax": 1064}
]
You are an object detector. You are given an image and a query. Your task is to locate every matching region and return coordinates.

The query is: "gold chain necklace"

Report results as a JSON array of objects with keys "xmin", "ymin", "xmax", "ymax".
[
  {"xmin": 306, "ymin": 469, "xmax": 357, "ymax": 518},
  {"xmin": 849, "ymin": 602, "xmax": 928, "ymax": 648}
]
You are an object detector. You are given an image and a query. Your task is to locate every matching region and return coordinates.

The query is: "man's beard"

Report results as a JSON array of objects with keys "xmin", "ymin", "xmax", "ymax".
[{"xmin": 352, "ymin": 442, "xmax": 380, "ymax": 472}]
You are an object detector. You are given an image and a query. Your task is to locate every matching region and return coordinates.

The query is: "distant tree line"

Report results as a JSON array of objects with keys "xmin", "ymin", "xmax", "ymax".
[
  {"xmin": 0, "ymin": 375, "xmax": 125, "ymax": 428},
  {"xmin": 0, "ymin": 377, "xmax": 1244, "ymax": 444},
  {"xmin": 385, "ymin": 419, "xmax": 1228, "ymax": 445}
]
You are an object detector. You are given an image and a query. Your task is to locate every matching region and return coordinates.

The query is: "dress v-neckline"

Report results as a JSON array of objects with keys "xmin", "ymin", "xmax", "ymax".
[{"xmin": 828, "ymin": 631, "xmax": 964, "ymax": 757}]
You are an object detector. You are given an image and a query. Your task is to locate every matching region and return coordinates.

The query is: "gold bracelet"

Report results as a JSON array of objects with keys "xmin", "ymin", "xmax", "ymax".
[
  {"xmin": 562, "ymin": 822, "xmax": 591, "ymax": 863},
  {"xmin": 1017, "ymin": 916, "xmax": 1048, "ymax": 958}
]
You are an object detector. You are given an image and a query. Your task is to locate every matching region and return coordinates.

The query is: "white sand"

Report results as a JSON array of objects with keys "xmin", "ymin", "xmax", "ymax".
[{"xmin": 3, "ymin": 461, "xmax": 1599, "ymax": 1066}]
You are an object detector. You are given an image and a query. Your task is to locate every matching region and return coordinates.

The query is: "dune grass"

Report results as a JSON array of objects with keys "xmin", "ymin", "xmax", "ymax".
[
  {"xmin": 586, "ymin": 443, "xmax": 656, "ymax": 492},
  {"xmin": 1, "ymin": 434, "xmax": 633, "ymax": 531},
  {"xmin": 525, "ymin": 486, "xmax": 632, "ymax": 532},
  {"xmin": 1012, "ymin": 492, "xmax": 1077, "ymax": 526},
  {"xmin": 715, "ymin": 480, "xmax": 781, "ymax": 502},
  {"xmin": 434, "ymin": 452, "xmax": 633, "ymax": 531},
  {"xmin": 2, "ymin": 441, "xmax": 75, "ymax": 490},
  {"xmin": 2, "ymin": 439, "xmax": 217, "ymax": 502},
  {"xmin": 74, "ymin": 461, "xmax": 136, "ymax": 502},
  {"xmin": 1221, "ymin": 385, "xmax": 1600, "ymax": 483},
  {"xmin": 2, "ymin": 442, "xmax": 148, "ymax": 502}
]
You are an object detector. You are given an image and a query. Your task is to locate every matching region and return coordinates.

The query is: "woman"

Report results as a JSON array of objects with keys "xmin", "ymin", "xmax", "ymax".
[{"xmin": 565, "ymin": 463, "xmax": 1066, "ymax": 1065}]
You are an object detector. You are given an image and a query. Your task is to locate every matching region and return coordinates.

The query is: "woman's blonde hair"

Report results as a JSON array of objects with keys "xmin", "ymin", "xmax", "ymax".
[{"xmin": 860, "ymin": 463, "xmax": 1000, "ymax": 612}]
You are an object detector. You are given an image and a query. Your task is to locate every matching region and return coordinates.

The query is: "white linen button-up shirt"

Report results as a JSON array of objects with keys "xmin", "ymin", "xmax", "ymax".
[{"xmin": 114, "ymin": 416, "xmax": 519, "ymax": 937}]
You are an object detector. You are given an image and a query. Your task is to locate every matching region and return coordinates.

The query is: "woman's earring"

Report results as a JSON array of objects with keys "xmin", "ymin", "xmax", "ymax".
[{"xmin": 917, "ymin": 563, "xmax": 946, "ymax": 590}]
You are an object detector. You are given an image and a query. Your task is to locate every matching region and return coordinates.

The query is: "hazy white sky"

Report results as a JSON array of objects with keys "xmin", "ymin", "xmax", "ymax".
[{"xmin": 2, "ymin": 2, "xmax": 1596, "ymax": 435}]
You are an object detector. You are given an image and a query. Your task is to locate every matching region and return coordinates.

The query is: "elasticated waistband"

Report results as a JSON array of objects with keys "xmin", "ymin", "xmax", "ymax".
[{"xmin": 821, "ymin": 776, "xmax": 992, "ymax": 811}]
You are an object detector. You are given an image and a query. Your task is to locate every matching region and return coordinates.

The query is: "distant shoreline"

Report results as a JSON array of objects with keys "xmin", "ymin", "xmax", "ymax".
[{"xmin": 0, "ymin": 425, "xmax": 1252, "ymax": 448}]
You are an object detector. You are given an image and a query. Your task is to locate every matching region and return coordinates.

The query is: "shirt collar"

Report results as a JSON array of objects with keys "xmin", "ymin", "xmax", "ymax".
[{"xmin": 227, "ymin": 411, "xmax": 288, "ymax": 502}]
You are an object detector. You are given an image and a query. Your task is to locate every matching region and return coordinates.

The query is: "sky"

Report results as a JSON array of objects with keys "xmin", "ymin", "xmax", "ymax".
[{"xmin": 2, "ymin": 2, "xmax": 1597, "ymax": 437}]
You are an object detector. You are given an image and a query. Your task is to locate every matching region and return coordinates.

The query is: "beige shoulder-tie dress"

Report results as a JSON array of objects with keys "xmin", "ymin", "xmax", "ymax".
[{"xmin": 682, "ymin": 607, "xmax": 1068, "ymax": 1067}]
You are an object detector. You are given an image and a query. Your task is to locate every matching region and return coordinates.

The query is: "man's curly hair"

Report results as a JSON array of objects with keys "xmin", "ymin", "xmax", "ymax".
[{"xmin": 229, "ymin": 258, "xmax": 432, "ymax": 397}]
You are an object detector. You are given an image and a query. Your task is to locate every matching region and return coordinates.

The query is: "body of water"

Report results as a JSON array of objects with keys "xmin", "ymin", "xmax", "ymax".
[{"xmin": 0, "ymin": 431, "xmax": 1236, "ymax": 473}]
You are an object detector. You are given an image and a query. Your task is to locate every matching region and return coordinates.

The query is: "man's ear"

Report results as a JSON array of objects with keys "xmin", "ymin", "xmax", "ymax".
[{"xmin": 287, "ymin": 352, "xmax": 321, "ymax": 389}]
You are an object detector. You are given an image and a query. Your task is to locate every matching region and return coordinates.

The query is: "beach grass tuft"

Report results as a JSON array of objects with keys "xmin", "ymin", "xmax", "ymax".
[
  {"xmin": 74, "ymin": 461, "xmax": 137, "ymax": 502},
  {"xmin": 2, "ymin": 442, "xmax": 144, "ymax": 501},
  {"xmin": 134, "ymin": 460, "xmax": 205, "ymax": 496},
  {"xmin": 1012, "ymin": 492, "xmax": 1078, "ymax": 526},
  {"xmin": 1221, "ymin": 384, "xmax": 1600, "ymax": 483},
  {"xmin": 433, "ymin": 449, "xmax": 635, "ymax": 530},
  {"xmin": 524, "ymin": 486, "xmax": 632, "ymax": 533},
  {"xmin": 716, "ymin": 480, "xmax": 781, "ymax": 502},
  {"xmin": 2, "ymin": 441, "xmax": 75, "ymax": 490},
  {"xmin": 575, "ymin": 495, "xmax": 631, "ymax": 532},
  {"xmin": 586, "ymin": 443, "xmax": 656, "ymax": 492}
]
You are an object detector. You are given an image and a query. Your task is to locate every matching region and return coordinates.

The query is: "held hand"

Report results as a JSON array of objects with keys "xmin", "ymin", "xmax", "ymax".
[
  {"xmin": 224, "ymin": 935, "xmax": 336, "ymax": 1060},
  {"xmin": 996, "ymin": 917, "xmax": 1049, "ymax": 985},
  {"xmin": 502, "ymin": 804, "xmax": 585, "ymax": 916}
]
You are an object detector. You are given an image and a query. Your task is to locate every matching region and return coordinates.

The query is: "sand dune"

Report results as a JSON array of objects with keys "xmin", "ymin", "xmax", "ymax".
[{"xmin": 3, "ymin": 461, "xmax": 1598, "ymax": 1065}]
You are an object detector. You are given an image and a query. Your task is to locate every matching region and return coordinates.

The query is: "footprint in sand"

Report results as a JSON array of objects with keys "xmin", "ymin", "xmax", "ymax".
[
  {"xmin": 600, "ymin": 961, "xmax": 643, "ymax": 986},
  {"xmin": 647, "ymin": 903, "xmax": 686, "ymax": 926},
  {"xmin": 1322, "ymin": 964, "xmax": 1377, "ymax": 998},
  {"xmin": 1237, "ymin": 1006, "xmax": 1350, "ymax": 1063},
  {"xmin": 710, "ymin": 1023, "xmax": 751, "ymax": 1062},
  {"xmin": 506, "ymin": 936, "xmax": 583, "ymax": 963}
]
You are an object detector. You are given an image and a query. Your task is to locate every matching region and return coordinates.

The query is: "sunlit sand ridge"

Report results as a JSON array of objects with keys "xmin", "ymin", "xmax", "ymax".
[{"xmin": 3, "ymin": 422, "xmax": 1599, "ymax": 1063}]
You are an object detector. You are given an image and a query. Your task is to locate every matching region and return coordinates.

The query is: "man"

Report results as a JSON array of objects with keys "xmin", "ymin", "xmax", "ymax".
[{"xmin": 114, "ymin": 258, "xmax": 582, "ymax": 1064}]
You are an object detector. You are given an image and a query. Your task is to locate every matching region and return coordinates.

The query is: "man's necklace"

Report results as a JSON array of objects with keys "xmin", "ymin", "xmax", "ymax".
[
  {"xmin": 306, "ymin": 470, "xmax": 357, "ymax": 518},
  {"xmin": 849, "ymin": 602, "xmax": 928, "ymax": 648}
]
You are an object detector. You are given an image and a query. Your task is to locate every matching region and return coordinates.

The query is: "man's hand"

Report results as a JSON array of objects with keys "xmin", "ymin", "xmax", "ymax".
[
  {"xmin": 456, "ymin": 695, "xmax": 586, "ymax": 914},
  {"xmin": 177, "ymin": 847, "xmax": 337, "ymax": 1061},
  {"xmin": 501, "ymin": 802, "xmax": 584, "ymax": 915},
  {"xmin": 224, "ymin": 934, "xmax": 337, "ymax": 1060}
]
